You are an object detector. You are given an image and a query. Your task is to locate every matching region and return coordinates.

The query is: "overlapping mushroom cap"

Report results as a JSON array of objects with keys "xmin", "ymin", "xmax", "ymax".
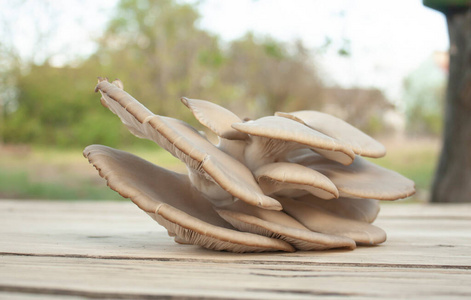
[{"xmin": 84, "ymin": 77, "xmax": 415, "ymax": 253}]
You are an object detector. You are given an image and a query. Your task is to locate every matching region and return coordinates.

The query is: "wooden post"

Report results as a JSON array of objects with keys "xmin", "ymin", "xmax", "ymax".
[{"xmin": 424, "ymin": 0, "xmax": 471, "ymax": 202}]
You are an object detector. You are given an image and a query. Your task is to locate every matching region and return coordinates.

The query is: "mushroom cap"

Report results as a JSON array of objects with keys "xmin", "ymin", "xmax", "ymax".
[
  {"xmin": 277, "ymin": 197, "xmax": 387, "ymax": 245},
  {"xmin": 276, "ymin": 111, "xmax": 386, "ymax": 158},
  {"xmin": 232, "ymin": 116, "xmax": 355, "ymax": 166},
  {"xmin": 290, "ymin": 151, "xmax": 416, "ymax": 201},
  {"xmin": 83, "ymin": 144, "xmax": 293, "ymax": 253},
  {"xmin": 253, "ymin": 162, "xmax": 339, "ymax": 199},
  {"xmin": 95, "ymin": 79, "xmax": 281, "ymax": 210},
  {"xmin": 215, "ymin": 201, "xmax": 356, "ymax": 251},
  {"xmin": 155, "ymin": 204, "xmax": 294, "ymax": 253},
  {"xmin": 181, "ymin": 97, "xmax": 248, "ymax": 140},
  {"xmin": 296, "ymin": 194, "xmax": 380, "ymax": 224}
]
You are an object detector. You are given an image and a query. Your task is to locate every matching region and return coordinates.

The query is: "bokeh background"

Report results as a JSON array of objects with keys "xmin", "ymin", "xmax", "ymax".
[{"xmin": 0, "ymin": 0, "xmax": 448, "ymax": 202}]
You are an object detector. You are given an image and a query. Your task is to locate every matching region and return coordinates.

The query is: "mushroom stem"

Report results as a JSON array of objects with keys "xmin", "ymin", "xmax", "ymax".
[
  {"xmin": 243, "ymin": 136, "xmax": 297, "ymax": 171},
  {"xmin": 217, "ymin": 138, "xmax": 247, "ymax": 164},
  {"xmin": 187, "ymin": 168, "xmax": 235, "ymax": 207}
]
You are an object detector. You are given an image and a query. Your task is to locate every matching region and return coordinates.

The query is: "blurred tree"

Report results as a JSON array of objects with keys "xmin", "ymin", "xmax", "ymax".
[
  {"xmin": 3, "ymin": 0, "xmax": 328, "ymax": 147},
  {"xmin": 2, "ymin": 63, "xmax": 124, "ymax": 147},
  {"xmin": 424, "ymin": 0, "xmax": 471, "ymax": 202},
  {"xmin": 321, "ymin": 87, "xmax": 394, "ymax": 135},
  {"xmin": 0, "ymin": 46, "xmax": 20, "ymax": 146},
  {"xmin": 403, "ymin": 54, "xmax": 446, "ymax": 136},
  {"xmin": 93, "ymin": 0, "xmax": 324, "ymax": 121},
  {"xmin": 92, "ymin": 0, "xmax": 229, "ymax": 124},
  {"xmin": 0, "ymin": 3, "xmax": 22, "ymax": 146},
  {"xmin": 221, "ymin": 34, "xmax": 324, "ymax": 118}
]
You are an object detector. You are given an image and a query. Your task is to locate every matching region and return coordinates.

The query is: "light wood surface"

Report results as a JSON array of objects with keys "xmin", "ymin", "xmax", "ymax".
[{"xmin": 1, "ymin": 200, "xmax": 470, "ymax": 299}]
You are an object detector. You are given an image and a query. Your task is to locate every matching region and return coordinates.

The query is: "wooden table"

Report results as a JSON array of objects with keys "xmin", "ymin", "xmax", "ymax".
[{"xmin": 1, "ymin": 200, "xmax": 470, "ymax": 299}]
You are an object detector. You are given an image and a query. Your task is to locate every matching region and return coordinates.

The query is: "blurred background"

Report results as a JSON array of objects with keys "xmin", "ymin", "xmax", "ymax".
[{"xmin": 0, "ymin": 0, "xmax": 448, "ymax": 202}]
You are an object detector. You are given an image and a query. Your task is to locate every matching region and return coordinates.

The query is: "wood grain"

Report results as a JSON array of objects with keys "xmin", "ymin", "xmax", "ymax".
[{"xmin": 1, "ymin": 200, "xmax": 470, "ymax": 299}]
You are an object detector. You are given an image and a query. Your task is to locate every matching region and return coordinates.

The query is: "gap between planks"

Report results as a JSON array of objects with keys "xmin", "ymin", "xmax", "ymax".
[{"xmin": 1, "ymin": 252, "xmax": 470, "ymax": 270}]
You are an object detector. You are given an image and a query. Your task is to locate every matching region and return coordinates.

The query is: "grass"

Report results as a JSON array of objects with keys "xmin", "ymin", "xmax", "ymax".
[
  {"xmin": 0, "ymin": 169, "xmax": 120, "ymax": 200},
  {"xmin": 372, "ymin": 137, "xmax": 440, "ymax": 203},
  {"xmin": 0, "ymin": 145, "xmax": 183, "ymax": 201},
  {"xmin": 0, "ymin": 138, "xmax": 439, "ymax": 202}
]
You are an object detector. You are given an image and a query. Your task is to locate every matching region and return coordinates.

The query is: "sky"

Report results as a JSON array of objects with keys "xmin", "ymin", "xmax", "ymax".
[
  {"xmin": 1, "ymin": 0, "xmax": 448, "ymax": 105},
  {"xmin": 196, "ymin": 0, "xmax": 449, "ymax": 103}
]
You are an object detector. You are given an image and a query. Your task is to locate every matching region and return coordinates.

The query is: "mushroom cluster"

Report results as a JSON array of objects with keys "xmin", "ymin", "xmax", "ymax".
[{"xmin": 84, "ymin": 77, "xmax": 415, "ymax": 253}]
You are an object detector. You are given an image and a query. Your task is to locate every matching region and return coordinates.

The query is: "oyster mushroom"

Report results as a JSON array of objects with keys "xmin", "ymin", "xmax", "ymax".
[
  {"xmin": 214, "ymin": 200, "xmax": 356, "ymax": 250},
  {"xmin": 276, "ymin": 111, "xmax": 386, "ymax": 158},
  {"xmin": 253, "ymin": 162, "xmax": 339, "ymax": 199},
  {"xmin": 232, "ymin": 116, "xmax": 356, "ymax": 169},
  {"xmin": 180, "ymin": 97, "xmax": 248, "ymax": 162},
  {"xmin": 288, "ymin": 150, "xmax": 416, "ymax": 200},
  {"xmin": 84, "ymin": 145, "xmax": 293, "ymax": 252},
  {"xmin": 277, "ymin": 197, "xmax": 387, "ymax": 245},
  {"xmin": 95, "ymin": 78, "xmax": 281, "ymax": 210},
  {"xmin": 296, "ymin": 195, "xmax": 381, "ymax": 224},
  {"xmin": 85, "ymin": 77, "xmax": 416, "ymax": 253}
]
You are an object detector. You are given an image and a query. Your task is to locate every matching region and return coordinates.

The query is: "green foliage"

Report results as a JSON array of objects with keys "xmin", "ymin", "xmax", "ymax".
[
  {"xmin": 403, "ymin": 55, "xmax": 445, "ymax": 137},
  {"xmin": 0, "ymin": 146, "xmax": 183, "ymax": 200},
  {"xmin": 2, "ymin": 0, "xmax": 325, "ymax": 148},
  {"xmin": 3, "ymin": 64, "xmax": 125, "ymax": 147},
  {"xmin": 0, "ymin": 168, "xmax": 122, "ymax": 200},
  {"xmin": 220, "ymin": 34, "xmax": 323, "ymax": 116},
  {"xmin": 372, "ymin": 141, "xmax": 439, "ymax": 191},
  {"xmin": 366, "ymin": 115, "xmax": 384, "ymax": 136}
]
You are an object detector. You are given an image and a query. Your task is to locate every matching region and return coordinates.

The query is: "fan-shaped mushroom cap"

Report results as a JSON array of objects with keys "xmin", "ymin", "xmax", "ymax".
[
  {"xmin": 232, "ymin": 116, "xmax": 355, "ymax": 169},
  {"xmin": 296, "ymin": 194, "xmax": 380, "ymax": 223},
  {"xmin": 95, "ymin": 79, "xmax": 281, "ymax": 210},
  {"xmin": 181, "ymin": 97, "xmax": 248, "ymax": 140},
  {"xmin": 215, "ymin": 201, "xmax": 356, "ymax": 251},
  {"xmin": 155, "ymin": 204, "xmax": 294, "ymax": 252},
  {"xmin": 276, "ymin": 111, "xmax": 386, "ymax": 158},
  {"xmin": 253, "ymin": 162, "xmax": 339, "ymax": 199},
  {"xmin": 277, "ymin": 197, "xmax": 387, "ymax": 245},
  {"xmin": 181, "ymin": 97, "xmax": 248, "ymax": 163},
  {"xmin": 84, "ymin": 144, "xmax": 293, "ymax": 253},
  {"xmin": 290, "ymin": 151, "xmax": 416, "ymax": 201}
]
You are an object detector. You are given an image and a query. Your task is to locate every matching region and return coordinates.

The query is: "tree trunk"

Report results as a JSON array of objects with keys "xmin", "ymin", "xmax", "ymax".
[{"xmin": 431, "ymin": 8, "xmax": 471, "ymax": 202}]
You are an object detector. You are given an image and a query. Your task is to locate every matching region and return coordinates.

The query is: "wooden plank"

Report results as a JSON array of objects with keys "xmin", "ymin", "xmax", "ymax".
[
  {"xmin": 1, "ymin": 255, "xmax": 470, "ymax": 299},
  {"xmin": 1, "ymin": 200, "xmax": 471, "ymax": 299},
  {"xmin": 379, "ymin": 202, "xmax": 471, "ymax": 218},
  {"xmin": 1, "ymin": 200, "xmax": 470, "ymax": 266}
]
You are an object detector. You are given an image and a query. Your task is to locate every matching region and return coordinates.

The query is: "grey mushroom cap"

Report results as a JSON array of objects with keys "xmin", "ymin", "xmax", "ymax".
[
  {"xmin": 84, "ymin": 144, "xmax": 294, "ymax": 253},
  {"xmin": 296, "ymin": 194, "xmax": 381, "ymax": 224},
  {"xmin": 181, "ymin": 97, "xmax": 248, "ymax": 140},
  {"xmin": 277, "ymin": 197, "xmax": 387, "ymax": 245},
  {"xmin": 95, "ymin": 79, "xmax": 281, "ymax": 211},
  {"xmin": 253, "ymin": 162, "xmax": 339, "ymax": 199},
  {"xmin": 181, "ymin": 97, "xmax": 248, "ymax": 163},
  {"xmin": 290, "ymin": 151, "xmax": 416, "ymax": 201},
  {"xmin": 232, "ymin": 116, "xmax": 356, "ymax": 169},
  {"xmin": 215, "ymin": 201, "xmax": 356, "ymax": 251},
  {"xmin": 276, "ymin": 111, "xmax": 386, "ymax": 158}
]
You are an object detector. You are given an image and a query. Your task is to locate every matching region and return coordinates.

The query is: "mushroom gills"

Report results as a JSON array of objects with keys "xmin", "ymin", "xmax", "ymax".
[
  {"xmin": 277, "ymin": 197, "xmax": 387, "ymax": 245},
  {"xmin": 231, "ymin": 116, "xmax": 355, "ymax": 170},
  {"xmin": 290, "ymin": 151, "xmax": 416, "ymax": 201},
  {"xmin": 84, "ymin": 144, "xmax": 292, "ymax": 253},
  {"xmin": 215, "ymin": 201, "xmax": 356, "ymax": 251},
  {"xmin": 155, "ymin": 204, "xmax": 295, "ymax": 253},
  {"xmin": 296, "ymin": 194, "xmax": 380, "ymax": 223},
  {"xmin": 95, "ymin": 80, "xmax": 282, "ymax": 210}
]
